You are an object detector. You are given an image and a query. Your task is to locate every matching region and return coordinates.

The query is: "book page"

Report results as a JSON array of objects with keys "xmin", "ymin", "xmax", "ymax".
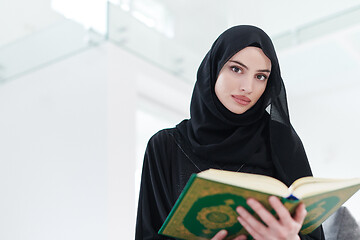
[
  {"xmin": 292, "ymin": 177, "xmax": 360, "ymax": 199},
  {"xmin": 198, "ymin": 169, "xmax": 290, "ymax": 197}
]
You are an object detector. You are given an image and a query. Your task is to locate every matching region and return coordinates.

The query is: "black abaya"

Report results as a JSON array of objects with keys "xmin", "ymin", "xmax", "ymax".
[{"xmin": 135, "ymin": 128, "xmax": 324, "ymax": 239}]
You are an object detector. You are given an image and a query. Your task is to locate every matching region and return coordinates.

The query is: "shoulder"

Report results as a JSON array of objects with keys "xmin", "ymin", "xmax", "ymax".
[
  {"xmin": 290, "ymin": 125, "xmax": 306, "ymax": 151},
  {"xmin": 148, "ymin": 127, "xmax": 177, "ymax": 145},
  {"xmin": 143, "ymin": 128, "xmax": 181, "ymax": 175},
  {"xmin": 145, "ymin": 127, "xmax": 179, "ymax": 157}
]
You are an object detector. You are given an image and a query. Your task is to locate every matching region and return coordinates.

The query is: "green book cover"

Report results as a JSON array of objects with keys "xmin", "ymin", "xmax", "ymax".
[{"xmin": 158, "ymin": 169, "xmax": 360, "ymax": 240}]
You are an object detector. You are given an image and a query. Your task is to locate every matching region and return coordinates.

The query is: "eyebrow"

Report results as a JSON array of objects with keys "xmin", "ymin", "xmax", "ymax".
[{"xmin": 229, "ymin": 60, "xmax": 271, "ymax": 73}]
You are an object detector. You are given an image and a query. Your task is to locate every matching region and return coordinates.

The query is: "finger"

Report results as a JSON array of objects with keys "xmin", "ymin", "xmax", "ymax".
[
  {"xmin": 211, "ymin": 229, "xmax": 227, "ymax": 240},
  {"xmin": 236, "ymin": 205, "xmax": 268, "ymax": 236},
  {"xmin": 233, "ymin": 234, "xmax": 247, "ymax": 240},
  {"xmin": 237, "ymin": 214, "xmax": 263, "ymax": 240},
  {"xmin": 293, "ymin": 202, "xmax": 307, "ymax": 224},
  {"xmin": 245, "ymin": 198, "xmax": 278, "ymax": 229},
  {"xmin": 268, "ymin": 196, "xmax": 293, "ymax": 223}
]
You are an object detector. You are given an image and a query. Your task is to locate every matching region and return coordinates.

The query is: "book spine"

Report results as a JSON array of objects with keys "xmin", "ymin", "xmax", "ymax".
[
  {"xmin": 286, "ymin": 194, "xmax": 299, "ymax": 201},
  {"xmin": 158, "ymin": 173, "xmax": 198, "ymax": 235}
]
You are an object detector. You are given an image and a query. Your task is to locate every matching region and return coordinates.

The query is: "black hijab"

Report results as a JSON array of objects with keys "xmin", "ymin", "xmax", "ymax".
[{"xmin": 176, "ymin": 25, "xmax": 313, "ymax": 186}]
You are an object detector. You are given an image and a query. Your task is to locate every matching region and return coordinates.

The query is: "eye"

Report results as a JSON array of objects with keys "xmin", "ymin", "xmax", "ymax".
[
  {"xmin": 256, "ymin": 74, "xmax": 268, "ymax": 81},
  {"xmin": 230, "ymin": 66, "xmax": 242, "ymax": 73}
]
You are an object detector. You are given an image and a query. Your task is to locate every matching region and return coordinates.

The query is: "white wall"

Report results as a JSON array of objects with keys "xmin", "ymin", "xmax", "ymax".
[
  {"xmin": 278, "ymin": 31, "xmax": 360, "ymax": 220},
  {"xmin": 0, "ymin": 41, "xmax": 193, "ymax": 240},
  {"xmin": 0, "ymin": 44, "xmax": 109, "ymax": 240}
]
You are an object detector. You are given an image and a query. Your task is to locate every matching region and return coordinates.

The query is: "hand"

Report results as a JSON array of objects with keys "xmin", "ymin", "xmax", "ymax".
[
  {"xmin": 211, "ymin": 229, "xmax": 247, "ymax": 240},
  {"xmin": 236, "ymin": 196, "xmax": 307, "ymax": 240}
]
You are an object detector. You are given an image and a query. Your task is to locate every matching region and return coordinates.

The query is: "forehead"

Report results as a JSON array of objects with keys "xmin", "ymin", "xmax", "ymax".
[{"xmin": 229, "ymin": 47, "xmax": 271, "ymax": 67}]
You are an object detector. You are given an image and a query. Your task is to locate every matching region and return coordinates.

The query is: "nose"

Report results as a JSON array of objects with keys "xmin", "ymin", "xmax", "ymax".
[{"xmin": 239, "ymin": 75, "xmax": 253, "ymax": 93}]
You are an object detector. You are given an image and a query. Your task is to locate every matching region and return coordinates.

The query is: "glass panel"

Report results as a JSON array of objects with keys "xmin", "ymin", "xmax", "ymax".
[
  {"xmin": 0, "ymin": 19, "xmax": 104, "ymax": 82},
  {"xmin": 0, "ymin": 0, "xmax": 105, "ymax": 83},
  {"xmin": 108, "ymin": 2, "xmax": 202, "ymax": 84}
]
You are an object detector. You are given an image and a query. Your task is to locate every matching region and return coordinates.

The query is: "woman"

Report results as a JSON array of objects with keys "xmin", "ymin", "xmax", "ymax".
[{"xmin": 135, "ymin": 25, "xmax": 324, "ymax": 240}]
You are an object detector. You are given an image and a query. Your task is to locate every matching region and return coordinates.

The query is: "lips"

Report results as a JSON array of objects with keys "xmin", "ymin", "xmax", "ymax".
[{"xmin": 231, "ymin": 95, "xmax": 251, "ymax": 106}]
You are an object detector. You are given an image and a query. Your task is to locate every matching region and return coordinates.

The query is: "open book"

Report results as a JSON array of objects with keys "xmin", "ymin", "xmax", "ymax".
[{"xmin": 159, "ymin": 169, "xmax": 360, "ymax": 240}]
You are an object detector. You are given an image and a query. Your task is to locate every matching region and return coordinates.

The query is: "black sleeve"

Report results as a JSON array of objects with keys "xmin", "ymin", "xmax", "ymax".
[
  {"xmin": 135, "ymin": 132, "xmax": 176, "ymax": 240},
  {"xmin": 299, "ymin": 226, "xmax": 325, "ymax": 240}
]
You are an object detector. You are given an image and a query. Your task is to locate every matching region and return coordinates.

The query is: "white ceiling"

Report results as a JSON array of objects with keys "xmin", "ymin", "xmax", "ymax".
[
  {"xmin": 158, "ymin": 0, "xmax": 360, "ymax": 54},
  {"xmin": 2, "ymin": 0, "xmax": 360, "ymax": 46},
  {"xmin": 165, "ymin": 0, "xmax": 360, "ymax": 32}
]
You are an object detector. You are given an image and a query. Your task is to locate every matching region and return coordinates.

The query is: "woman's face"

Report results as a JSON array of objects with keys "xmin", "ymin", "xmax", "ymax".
[{"xmin": 215, "ymin": 46, "xmax": 271, "ymax": 114}]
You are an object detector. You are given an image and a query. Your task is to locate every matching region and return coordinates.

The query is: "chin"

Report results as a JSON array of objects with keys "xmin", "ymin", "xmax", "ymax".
[{"xmin": 230, "ymin": 108, "xmax": 247, "ymax": 115}]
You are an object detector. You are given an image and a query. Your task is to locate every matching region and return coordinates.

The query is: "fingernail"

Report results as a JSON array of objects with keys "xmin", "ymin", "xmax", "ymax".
[
  {"xmin": 219, "ymin": 229, "xmax": 227, "ymax": 236},
  {"xmin": 303, "ymin": 207, "xmax": 307, "ymax": 214},
  {"xmin": 235, "ymin": 234, "xmax": 247, "ymax": 240},
  {"xmin": 269, "ymin": 196, "xmax": 276, "ymax": 201},
  {"xmin": 236, "ymin": 206, "xmax": 244, "ymax": 214}
]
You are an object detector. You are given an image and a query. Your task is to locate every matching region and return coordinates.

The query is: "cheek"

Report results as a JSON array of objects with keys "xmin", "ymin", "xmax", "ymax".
[
  {"xmin": 254, "ymin": 83, "xmax": 267, "ymax": 100},
  {"xmin": 215, "ymin": 74, "xmax": 234, "ymax": 94},
  {"xmin": 214, "ymin": 78, "xmax": 227, "ymax": 98}
]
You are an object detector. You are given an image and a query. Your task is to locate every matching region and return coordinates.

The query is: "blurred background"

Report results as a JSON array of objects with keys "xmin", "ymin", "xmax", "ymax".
[{"xmin": 0, "ymin": 0, "xmax": 360, "ymax": 239}]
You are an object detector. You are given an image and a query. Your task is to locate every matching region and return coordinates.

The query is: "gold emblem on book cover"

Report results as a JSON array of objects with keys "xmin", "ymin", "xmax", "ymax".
[{"xmin": 196, "ymin": 205, "xmax": 238, "ymax": 230}]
